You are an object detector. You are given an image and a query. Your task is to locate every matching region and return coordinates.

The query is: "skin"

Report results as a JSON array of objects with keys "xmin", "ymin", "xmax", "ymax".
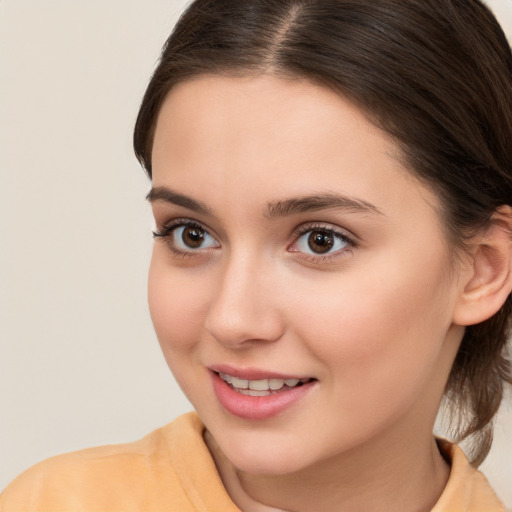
[{"xmin": 147, "ymin": 75, "xmax": 473, "ymax": 512}]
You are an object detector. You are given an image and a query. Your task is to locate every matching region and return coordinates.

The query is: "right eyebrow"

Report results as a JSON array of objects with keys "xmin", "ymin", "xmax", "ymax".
[{"xmin": 146, "ymin": 187, "xmax": 213, "ymax": 216}]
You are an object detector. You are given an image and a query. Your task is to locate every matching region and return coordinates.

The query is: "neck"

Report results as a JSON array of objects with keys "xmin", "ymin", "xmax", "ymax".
[
  {"xmin": 243, "ymin": 432, "xmax": 449, "ymax": 512},
  {"xmin": 208, "ymin": 421, "xmax": 450, "ymax": 512}
]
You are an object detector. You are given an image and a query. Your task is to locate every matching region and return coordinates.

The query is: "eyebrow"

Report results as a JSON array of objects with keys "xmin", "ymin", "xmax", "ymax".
[
  {"xmin": 265, "ymin": 193, "xmax": 383, "ymax": 218},
  {"xmin": 147, "ymin": 186, "xmax": 383, "ymax": 218},
  {"xmin": 146, "ymin": 187, "xmax": 212, "ymax": 216}
]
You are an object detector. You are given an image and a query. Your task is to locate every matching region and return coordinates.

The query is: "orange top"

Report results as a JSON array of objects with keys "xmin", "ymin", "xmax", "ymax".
[{"xmin": 0, "ymin": 412, "xmax": 505, "ymax": 512}]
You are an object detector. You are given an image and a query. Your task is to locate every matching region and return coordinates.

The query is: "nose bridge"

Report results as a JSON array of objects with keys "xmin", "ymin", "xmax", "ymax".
[{"xmin": 204, "ymin": 247, "xmax": 284, "ymax": 347}]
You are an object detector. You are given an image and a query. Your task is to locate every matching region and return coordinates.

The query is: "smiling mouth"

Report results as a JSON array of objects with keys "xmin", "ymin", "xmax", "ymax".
[{"xmin": 217, "ymin": 372, "xmax": 314, "ymax": 396}]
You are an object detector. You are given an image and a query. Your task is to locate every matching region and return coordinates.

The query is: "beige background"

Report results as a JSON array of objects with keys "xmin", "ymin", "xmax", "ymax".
[{"xmin": 1, "ymin": 0, "xmax": 511, "ymax": 506}]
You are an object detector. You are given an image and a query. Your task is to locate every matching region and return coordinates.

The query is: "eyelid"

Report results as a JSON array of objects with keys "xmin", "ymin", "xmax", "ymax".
[
  {"xmin": 288, "ymin": 222, "xmax": 358, "ymax": 261},
  {"xmin": 153, "ymin": 217, "xmax": 220, "ymax": 255},
  {"xmin": 292, "ymin": 222, "xmax": 358, "ymax": 244},
  {"xmin": 153, "ymin": 217, "xmax": 215, "ymax": 238}
]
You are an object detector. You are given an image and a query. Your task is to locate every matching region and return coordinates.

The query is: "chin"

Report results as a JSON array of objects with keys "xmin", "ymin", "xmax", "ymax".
[
  {"xmin": 213, "ymin": 428, "xmax": 318, "ymax": 476},
  {"xmin": 230, "ymin": 452, "xmax": 305, "ymax": 476}
]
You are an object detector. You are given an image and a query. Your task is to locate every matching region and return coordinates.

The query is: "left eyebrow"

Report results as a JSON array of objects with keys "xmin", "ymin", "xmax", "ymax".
[{"xmin": 265, "ymin": 193, "xmax": 384, "ymax": 218}]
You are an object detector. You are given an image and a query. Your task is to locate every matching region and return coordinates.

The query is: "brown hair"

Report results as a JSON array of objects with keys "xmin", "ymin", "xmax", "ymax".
[{"xmin": 134, "ymin": 0, "xmax": 512, "ymax": 465}]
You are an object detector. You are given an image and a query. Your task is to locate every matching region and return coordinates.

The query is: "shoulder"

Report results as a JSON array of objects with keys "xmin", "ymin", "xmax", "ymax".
[
  {"xmin": 432, "ymin": 440, "xmax": 506, "ymax": 512},
  {"xmin": 0, "ymin": 412, "xmax": 205, "ymax": 512}
]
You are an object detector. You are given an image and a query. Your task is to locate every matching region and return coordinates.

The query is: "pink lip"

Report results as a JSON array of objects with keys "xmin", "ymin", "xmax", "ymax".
[
  {"xmin": 210, "ymin": 370, "xmax": 316, "ymax": 421},
  {"xmin": 209, "ymin": 364, "xmax": 308, "ymax": 381}
]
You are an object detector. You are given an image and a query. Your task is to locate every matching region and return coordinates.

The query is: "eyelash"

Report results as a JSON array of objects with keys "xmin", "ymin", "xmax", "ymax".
[
  {"xmin": 153, "ymin": 219, "xmax": 357, "ymax": 262},
  {"xmin": 152, "ymin": 218, "xmax": 219, "ymax": 258},
  {"xmin": 290, "ymin": 223, "xmax": 357, "ymax": 263}
]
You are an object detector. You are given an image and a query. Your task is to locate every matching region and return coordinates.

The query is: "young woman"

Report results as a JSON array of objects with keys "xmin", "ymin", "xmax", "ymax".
[{"xmin": 2, "ymin": 0, "xmax": 511, "ymax": 510}]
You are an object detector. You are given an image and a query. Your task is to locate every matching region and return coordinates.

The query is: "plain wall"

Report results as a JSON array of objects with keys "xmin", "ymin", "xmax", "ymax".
[{"xmin": 1, "ymin": 0, "xmax": 511, "ymax": 506}]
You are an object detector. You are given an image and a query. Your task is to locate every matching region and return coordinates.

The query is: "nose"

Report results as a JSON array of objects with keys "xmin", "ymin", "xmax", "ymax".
[{"xmin": 204, "ymin": 254, "xmax": 285, "ymax": 349}]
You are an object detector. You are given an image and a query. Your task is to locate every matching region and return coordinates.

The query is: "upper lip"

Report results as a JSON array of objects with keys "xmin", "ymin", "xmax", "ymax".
[{"xmin": 208, "ymin": 364, "xmax": 313, "ymax": 381}]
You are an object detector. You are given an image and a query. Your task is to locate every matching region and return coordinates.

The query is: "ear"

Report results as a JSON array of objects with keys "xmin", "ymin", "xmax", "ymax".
[{"xmin": 453, "ymin": 205, "xmax": 512, "ymax": 326}]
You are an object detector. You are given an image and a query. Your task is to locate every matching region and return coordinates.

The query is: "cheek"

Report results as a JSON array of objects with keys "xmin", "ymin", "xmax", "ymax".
[
  {"xmin": 148, "ymin": 250, "xmax": 208, "ymax": 357},
  {"xmin": 148, "ymin": 251, "xmax": 216, "ymax": 402},
  {"xmin": 289, "ymin": 251, "xmax": 455, "ymax": 404}
]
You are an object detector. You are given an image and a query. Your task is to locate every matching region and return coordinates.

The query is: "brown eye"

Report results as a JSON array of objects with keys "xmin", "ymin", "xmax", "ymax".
[
  {"xmin": 308, "ymin": 231, "xmax": 335, "ymax": 254},
  {"xmin": 153, "ymin": 222, "xmax": 219, "ymax": 253},
  {"xmin": 182, "ymin": 226, "xmax": 205, "ymax": 248},
  {"xmin": 293, "ymin": 227, "xmax": 351, "ymax": 257}
]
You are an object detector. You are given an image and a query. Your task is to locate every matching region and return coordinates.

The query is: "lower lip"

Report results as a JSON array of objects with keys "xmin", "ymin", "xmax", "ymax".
[{"xmin": 211, "ymin": 372, "xmax": 316, "ymax": 420}]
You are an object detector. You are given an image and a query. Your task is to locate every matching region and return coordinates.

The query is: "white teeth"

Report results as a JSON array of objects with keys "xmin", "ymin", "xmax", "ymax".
[
  {"xmin": 219, "ymin": 372, "xmax": 308, "ymax": 392},
  {"xmin": 239, "ymin": 389, "xmax": 270, "ymax": 396},
  {"xmin": 219, "ymin": 373, "xmax": 231, "ymax": 384},
  {"xmin": 248, "ymin": 379, "xmax": 269, "ymax": 391},
  {"xmin": 220, "ymin": 373, "xmax": 249, "ymax": 389},
  {"xmin": 269, "ymin": 378, "xmax": 285, "ymax": 390},
  {"xmin": 230, "ymin": 376, "xmax": 249, "ymax": 389}
]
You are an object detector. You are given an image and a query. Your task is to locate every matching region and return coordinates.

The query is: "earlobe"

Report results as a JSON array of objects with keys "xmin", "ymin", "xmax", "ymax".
[{"xmin": 453, "ymin": 205, "xmax": 512, "ymax": 326}]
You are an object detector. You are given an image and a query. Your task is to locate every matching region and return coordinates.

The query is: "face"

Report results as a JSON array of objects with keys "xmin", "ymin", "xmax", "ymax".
[{"xmin": 148, "ymin": 75, "xmax": 465, "ymax": 476}]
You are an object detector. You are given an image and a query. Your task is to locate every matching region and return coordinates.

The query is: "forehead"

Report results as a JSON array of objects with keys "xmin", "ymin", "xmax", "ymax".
[
  {"xmin": 155, "ymin": 74, "xmax": 387, "ymax": 148},
  {"xmin": 151, "ymin": 74, "xmax": 441, "ymax": 226}
]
